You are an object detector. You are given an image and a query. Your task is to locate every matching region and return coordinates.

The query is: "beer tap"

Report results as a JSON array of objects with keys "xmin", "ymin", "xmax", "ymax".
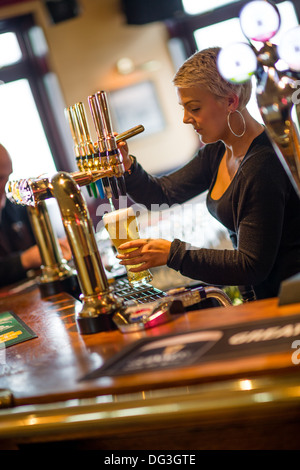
[
  {"xmin": 74, "ymin": 102, "xmax": 105, "ymax": 199},
  {"xmin": 6, "ymin": 173, "xmax": 80, "ymax": 298},
  {"xmin": 64, "ymin": 106, "xmax": 82, "ymax": 172},
  {"xmin": 27, "ymin": 201, "xmax": 80, "ymax": 299},
  {"xmin": 89, "ymin": 92, "xmax": 120, "ymax": 201},
  {"xmin": 6, "ymin": 91, "xmax": 145, "ymax": 332},
  {"xmin": 116, "ymin": 125, "xmax": 145, "ymax": 144},
  {"xmin": 6, "ymin": 168, "xmax": 122, "ymax": 334},
  {"xmin": 95, "ymin": 91, "xmax": 127, "ymax": 197},
  {"xmin": 88, "ymin": 94, "xmax": 115, "ymax": 210},
  {"xmin": 72, "ymin": 104, "xmax": 99, "ymax": 198},
  {"xmin": 65, "ymin": 106, "xmax": 93, "ymax": 198}
]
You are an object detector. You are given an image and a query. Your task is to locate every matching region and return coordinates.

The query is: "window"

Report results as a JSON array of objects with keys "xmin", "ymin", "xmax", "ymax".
[
  {"xmin": 193, "ymin": 1, "xmax": 299, "ymax": 51},
  {"xmin": 0, "ymin": 15, "xmax": 72, "ymax": 181},
  {"xmin": 182, "ymin": 0, "xmax": 239, "ymax": 15},
  {"xmin": 0, "ymin": 78, "xmax": 57, "ymax": 179},
  {"xmin": 167, "ymin": 1, "xmax": 300, "ymax": 121},
  {"xmin": 193, "ymin": 17, "xmax": 244, "ymax": 50},
  {"xmin": 192, "ymin": 1, "xmax": 298, "ymax": 122},
  {"xmin": 0, "ymin": 32, "xmax": 22, "ymax": 67}
]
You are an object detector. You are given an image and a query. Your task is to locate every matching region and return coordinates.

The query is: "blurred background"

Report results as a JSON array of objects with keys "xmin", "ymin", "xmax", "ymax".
[{"xmin": 1, "ymin": 0, "xmax": 298, "ymax": 178}]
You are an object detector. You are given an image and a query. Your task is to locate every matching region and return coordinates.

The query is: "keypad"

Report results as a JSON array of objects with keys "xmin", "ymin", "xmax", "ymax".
[{"xmin": 113, "ymin": 277, "xmax": 166, "ymax": 304}]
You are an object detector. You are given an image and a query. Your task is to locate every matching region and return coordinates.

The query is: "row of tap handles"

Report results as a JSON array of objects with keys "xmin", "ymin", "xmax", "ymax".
[
  {"xmin": 65, "ymin": 91, "xmax": 144, "ymax": 209},
  {"xmin": 6, "ymin": 91, "xmax": 144, "ymax": 208}
]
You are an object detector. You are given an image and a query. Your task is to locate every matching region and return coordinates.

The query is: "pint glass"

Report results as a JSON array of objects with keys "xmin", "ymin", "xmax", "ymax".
[{"xmin": 103, "ymin": 207, "xmax": 153, "ymax": 285}]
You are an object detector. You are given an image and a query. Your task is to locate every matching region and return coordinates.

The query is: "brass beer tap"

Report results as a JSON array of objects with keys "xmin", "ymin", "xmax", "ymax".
[
  {"xmin": 73, "ymin": 102, "xmax": 105, "ymax": 198},
  {"xmin": 27, "ymin": 201, "xmax": 80, "ymax": 298},
  {"xmin": 87, "ymin": 94, "xmax": 115, "ymax": 208},
  {"xmin": 95, "ymin": 91, "xmax": 127, "ymax": 196},
  {"xmin": 6, "ymin": 91, "xmax": 145, "ymax": 332},
  {"xmin": 7, "ymin": 167, "xmax": 121, "ymax": 334}
]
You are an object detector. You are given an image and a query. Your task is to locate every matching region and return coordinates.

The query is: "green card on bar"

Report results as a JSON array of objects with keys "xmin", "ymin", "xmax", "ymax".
[{"xmin": 0, "ymin": 311, "xmax": 37, "ymax": 348}]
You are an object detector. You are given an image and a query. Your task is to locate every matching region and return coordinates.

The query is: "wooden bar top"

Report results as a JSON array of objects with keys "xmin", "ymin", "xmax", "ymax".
[
  {"xmin": 1, "ymin": 280, "xmax": 300, "ymax": 449},
  {"xmin": 0, "ymin": 281, "xmax": 299, "ymax": 407}
]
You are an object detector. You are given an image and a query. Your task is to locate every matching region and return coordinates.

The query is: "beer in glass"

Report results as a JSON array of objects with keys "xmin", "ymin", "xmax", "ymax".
[{"xmin": 103, "ymin": 207, "xmax": 153, "ymax": 285}]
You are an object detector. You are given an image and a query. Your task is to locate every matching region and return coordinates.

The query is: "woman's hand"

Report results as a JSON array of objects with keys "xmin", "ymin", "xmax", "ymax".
[
  {"xmin": 117, "ymin": 238, "xmax": 172, "ymax": 272},
  {"xmin": 117, "ymin": 139, "xmax": 133, "ymax": 171}
]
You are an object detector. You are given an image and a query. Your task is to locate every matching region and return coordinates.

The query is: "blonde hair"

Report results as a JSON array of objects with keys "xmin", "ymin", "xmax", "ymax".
[{"xmin": 173, "ymin": 47, "xmax": 252, "ymax": 110}]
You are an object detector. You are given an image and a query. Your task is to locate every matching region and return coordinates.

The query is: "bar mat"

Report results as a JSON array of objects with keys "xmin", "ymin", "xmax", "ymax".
[
  {"xmin": 0, "ymin": 310, "xmax": 37, "ymax": 348},
  {"xmin": 80, "ymin": 313, "xmax": 300, "ymax": 380}
]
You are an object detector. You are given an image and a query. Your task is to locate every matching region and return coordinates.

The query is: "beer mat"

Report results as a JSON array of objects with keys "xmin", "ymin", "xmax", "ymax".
[
  {"xmin": 0, "ymin": 310, "xmax": 37, "ymax": 348},
  {"xmin": 80, "ymin": 313, "xmax": 300, "ymax": 381}
]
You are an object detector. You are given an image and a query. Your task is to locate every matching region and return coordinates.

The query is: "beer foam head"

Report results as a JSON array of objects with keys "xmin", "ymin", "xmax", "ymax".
[{"xmin": 103, "ymin": 206, "xmax": 134, "ymax": 224}]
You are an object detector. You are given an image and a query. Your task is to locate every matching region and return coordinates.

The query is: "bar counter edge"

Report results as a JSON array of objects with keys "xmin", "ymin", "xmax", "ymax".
[{"xmin": 0, "ymin": 282, "xmax": 299, "ymax": 450}]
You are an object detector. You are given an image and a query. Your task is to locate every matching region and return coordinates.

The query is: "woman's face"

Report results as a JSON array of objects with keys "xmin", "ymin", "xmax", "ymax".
[{"xmin": 176, "ymin": 86, "xmax": 230, "ymax": 144}]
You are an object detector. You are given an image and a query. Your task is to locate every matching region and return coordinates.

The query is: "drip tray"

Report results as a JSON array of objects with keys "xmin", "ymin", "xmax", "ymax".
[{"xmin": 113, "ymin": 277, "xmax": 166, "ymax": 305}]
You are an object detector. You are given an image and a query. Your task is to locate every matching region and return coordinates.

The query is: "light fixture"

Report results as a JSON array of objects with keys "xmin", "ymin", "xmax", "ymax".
[{"xmin": 116, "ymin": 57, "xmax": 161, "ymax": 75}]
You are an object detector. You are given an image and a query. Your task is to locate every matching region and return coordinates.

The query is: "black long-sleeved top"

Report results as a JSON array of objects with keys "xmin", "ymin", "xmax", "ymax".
[
  {"xmin": 124, "ymin": 131, "xmax": 300, "ymax": 299},
  {"xmin": 0, "ymin": 199, "xmax": 35, "ymax": 287}
]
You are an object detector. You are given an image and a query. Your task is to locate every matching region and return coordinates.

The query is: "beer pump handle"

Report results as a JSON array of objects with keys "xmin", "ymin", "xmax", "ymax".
[
  {"xmin": 70, "ymin": 104, "xmax": 89, "ymax": 170},
  {"xmin": 116, "ymin": 124, "xmax": 145, "ymax": 193},
  {"xmin": 95, "ymin": 91, "xmax": 117, "ymax": 151},
  {"xmin": 74, "ymin": 102, "xmax": 103, "ymax": 198},
  {"xmin": 65, "ymin": 107, "xmax": 81, "ymax": 163},
  {"xmin": 65, "ymin": 106, "xmax": 93, "ymax": 196},
  {"xmin": 88, "ymin": 95, "xmax": 115, "ymax": 201},
  {"xmin": 89, "ymin": 93, "xmax": 119, "ymax": 199},
  {"xmin": 70, "ymin": 105, "xmax": 96, "ymax": 198},
  {"xmin": 95, "ymin": 91, "xmax": 126, "ymax": 196},
  {"xmin": 74, "ymin": 102, "xmax": 95, "ymax": 157},
  {"xmin": 116, "ymin": 125, "xmax": 145, "ymax": 143},
  {"xmin": 88, "ymin": 95, "xmax": 107, "ymax": 154}
]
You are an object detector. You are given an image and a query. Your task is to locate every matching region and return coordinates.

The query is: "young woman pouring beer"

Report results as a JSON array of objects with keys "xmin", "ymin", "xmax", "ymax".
[{"xmin": 116, "ymin": 47, "xmax": 300, "ymax": 300}]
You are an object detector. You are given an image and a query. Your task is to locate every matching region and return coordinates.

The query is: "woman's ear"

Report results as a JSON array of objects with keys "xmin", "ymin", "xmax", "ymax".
[{"xmin": 227, "ymin": 93, "xmax": 240, "ymax": 112}]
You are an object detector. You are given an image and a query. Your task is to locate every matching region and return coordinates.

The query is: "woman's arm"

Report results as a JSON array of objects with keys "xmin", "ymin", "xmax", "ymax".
[
  {"xmin": 167, "ymin": 153, "xmax": 291, "ymax": 287},
  {"xmin": 119, "ymin": 141, "xmax": 222, "ymax": 209},
  {"xmin": 118, "ymin": 152, "xmax": 292, "ymax": 292}
]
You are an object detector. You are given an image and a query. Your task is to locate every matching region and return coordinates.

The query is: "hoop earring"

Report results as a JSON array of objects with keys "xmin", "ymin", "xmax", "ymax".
[{"xmin": 227, "ymin": 110, "xmax": 246, "ymax": 138}]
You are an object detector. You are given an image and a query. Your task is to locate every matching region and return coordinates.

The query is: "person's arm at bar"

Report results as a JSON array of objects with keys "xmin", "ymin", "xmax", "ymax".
[{"xmin": 118, "ymin": 139, "xmax": 221, "ymax": 208}]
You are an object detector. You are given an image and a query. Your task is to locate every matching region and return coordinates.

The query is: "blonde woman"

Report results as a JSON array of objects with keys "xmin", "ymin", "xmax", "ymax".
[{"xmin": 117, "ymin": 47, "xmax": 300, "ymax": 300}]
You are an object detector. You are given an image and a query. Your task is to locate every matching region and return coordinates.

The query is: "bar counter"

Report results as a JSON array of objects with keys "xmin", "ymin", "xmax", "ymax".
[{"xmin": 0, "ymin": 280, "xmax": 300, "ymax": 449}]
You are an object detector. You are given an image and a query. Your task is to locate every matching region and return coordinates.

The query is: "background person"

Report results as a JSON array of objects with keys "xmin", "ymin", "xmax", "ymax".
[{"xmin": 0, "ymin": 144, "xmax": 71, "ymax": 287}]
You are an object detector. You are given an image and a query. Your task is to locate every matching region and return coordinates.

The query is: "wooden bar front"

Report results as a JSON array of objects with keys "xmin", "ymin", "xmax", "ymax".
[{"xmin": 0, "ymin": 280, "xmax": 300, "ymax": 450}]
